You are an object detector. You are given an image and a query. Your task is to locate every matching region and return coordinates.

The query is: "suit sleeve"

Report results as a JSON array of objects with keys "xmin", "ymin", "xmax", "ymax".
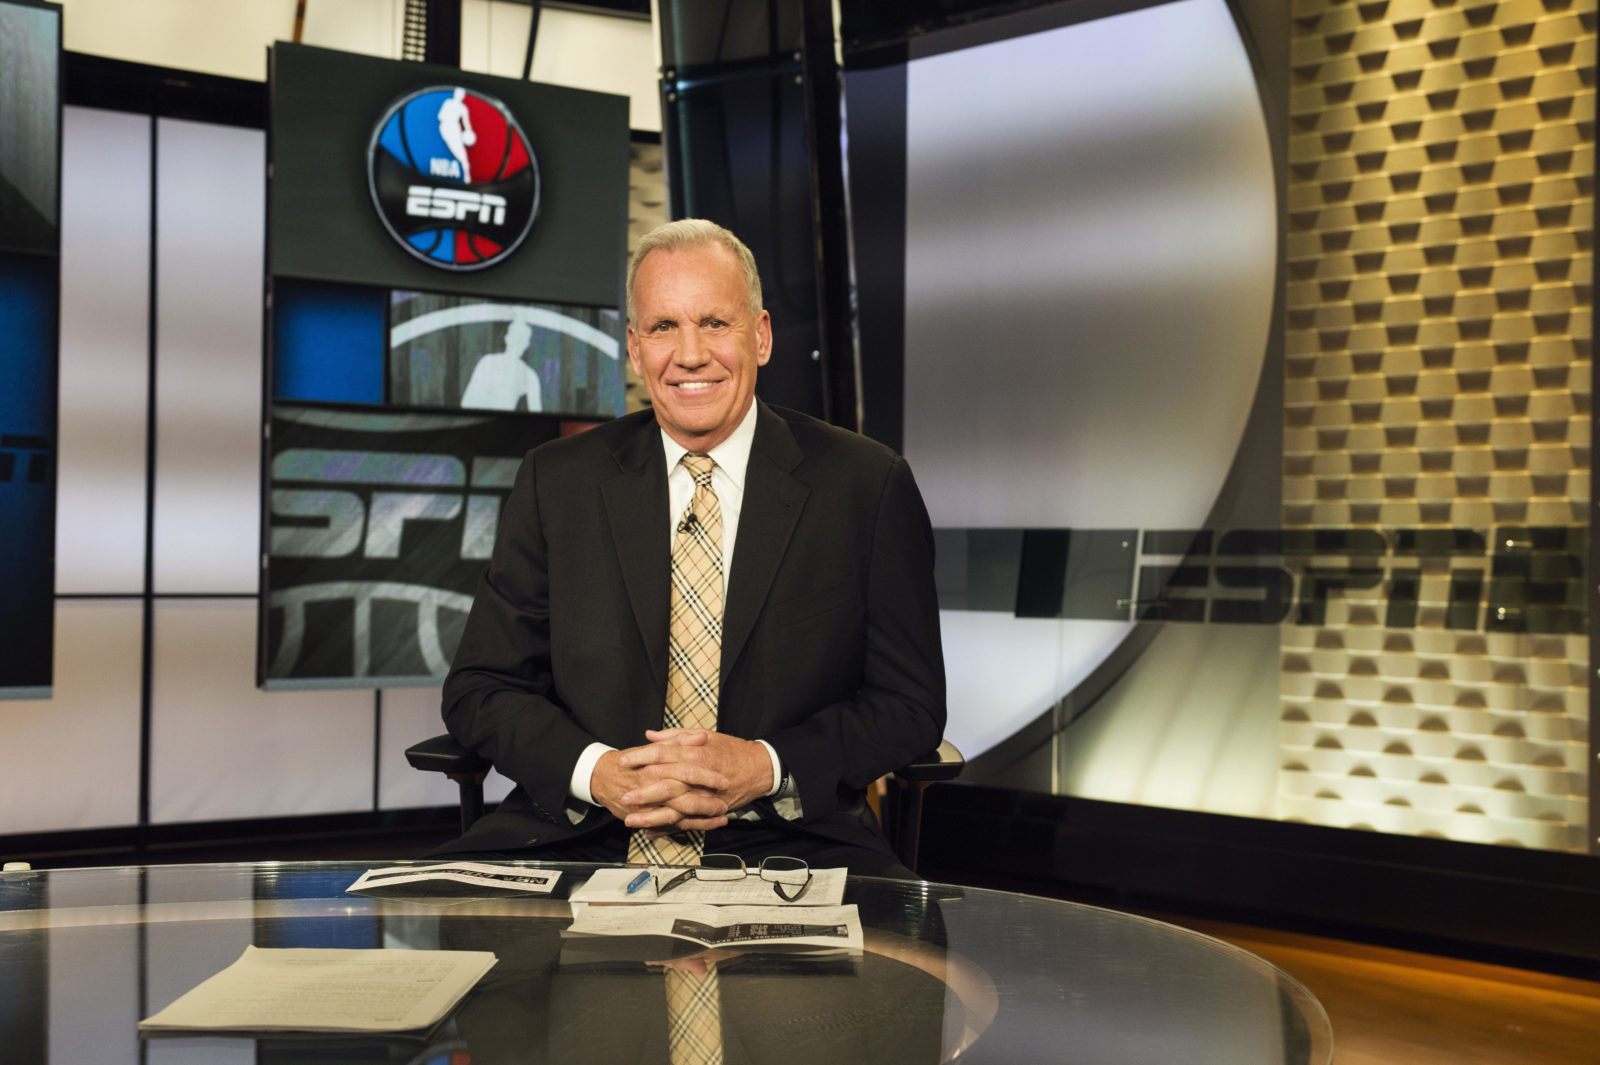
[
  {"xmin": 763, "ymin": 456, "xmax": 947, "ymax": 821},
  {"xmin": 441, "ymin": 452, "xmax": 602, "ymax": 823}
]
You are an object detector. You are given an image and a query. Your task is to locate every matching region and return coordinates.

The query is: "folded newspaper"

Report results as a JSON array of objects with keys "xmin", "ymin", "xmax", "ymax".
[
  {"xmin": 346, "ymin": 862, "xmax": 561, "ymax": 898},
  {"xmin": 566, "ymin": 903, "xmax": 862, "ymax": 950},
  {"xmin": 138, "ymin": 946, "xmax": 497, "ymax": 1034}
]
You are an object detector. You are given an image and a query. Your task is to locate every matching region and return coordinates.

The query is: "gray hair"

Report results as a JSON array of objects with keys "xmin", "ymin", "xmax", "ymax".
[{"xmin": 625, "ymin": 218, "xmax": 764, "ymax": 324}]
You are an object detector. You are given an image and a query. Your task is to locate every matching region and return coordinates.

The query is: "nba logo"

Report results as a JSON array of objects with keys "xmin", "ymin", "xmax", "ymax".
[{"xmin": 368, "ymin": 86, "xmax": 540, "ymax": 271}]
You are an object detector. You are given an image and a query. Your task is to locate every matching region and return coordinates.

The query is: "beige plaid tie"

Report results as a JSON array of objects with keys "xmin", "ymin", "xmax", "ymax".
[
  {"xmin": 628, "ymin": 453, "xmax": 723, "ymax": 868},
  {"xmin": 664, "ymin": 964, "xmax": 723, "ymax": 1065}
]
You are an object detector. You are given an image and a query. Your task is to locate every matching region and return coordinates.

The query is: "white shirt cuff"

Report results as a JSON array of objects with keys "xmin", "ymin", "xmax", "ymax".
[
  {"xmin": 570, "ymin": 741, "xmax": 614, "ymax": 806},
  {"xmin": 757, "ymin": 740, "xmax": 783, "ymax": 797}
]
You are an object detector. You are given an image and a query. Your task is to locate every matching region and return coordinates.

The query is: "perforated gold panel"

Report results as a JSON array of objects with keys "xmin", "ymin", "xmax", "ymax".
[
  {"xmin": 1281, "ymin": 0, "xmax": 1593, "ymax": 850},
  {"xmin": 624, "ymin": 140, "xmax": 666, "ymax": 412}
]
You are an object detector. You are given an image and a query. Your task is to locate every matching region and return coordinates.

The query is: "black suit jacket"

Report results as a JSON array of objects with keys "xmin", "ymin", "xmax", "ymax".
[{"xmin": 440, "ymin": 400, "xmax": 946, "ymax": 855}]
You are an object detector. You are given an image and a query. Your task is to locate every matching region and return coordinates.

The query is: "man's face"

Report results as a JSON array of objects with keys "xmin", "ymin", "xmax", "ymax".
[{"xmin": 627, "ymin": 243, "xmax": 771, "ymax": 453}]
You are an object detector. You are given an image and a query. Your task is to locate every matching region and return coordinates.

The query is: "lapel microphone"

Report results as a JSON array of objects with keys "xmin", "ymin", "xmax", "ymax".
[{"xmin": 678, "ymin": 513, "xmax": 698, "ymax": 534}]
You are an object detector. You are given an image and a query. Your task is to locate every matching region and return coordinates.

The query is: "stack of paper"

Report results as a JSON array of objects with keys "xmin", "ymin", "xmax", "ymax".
[{"xmin": 138, "ymin": 946, "xmax": 497, "ymax": 1034}]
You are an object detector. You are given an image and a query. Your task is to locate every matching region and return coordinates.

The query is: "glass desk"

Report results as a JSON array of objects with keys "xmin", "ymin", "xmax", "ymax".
[{"xmin": 0, "ymin": 862, "xmax": 1331, "ymax": 1064}]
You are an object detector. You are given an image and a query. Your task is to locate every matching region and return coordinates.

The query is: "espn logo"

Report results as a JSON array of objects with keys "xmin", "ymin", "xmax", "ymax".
[
  {"xmin": 269, "ymin": 448, "xmax": 520, "ymax": 562},
  {"xmin": 405, "ymin": 185, "xmax": 508, "ymax": 227},
  {"xmin": 937, "ymin": 526, "xmax": 1588, "ymax": 635}
]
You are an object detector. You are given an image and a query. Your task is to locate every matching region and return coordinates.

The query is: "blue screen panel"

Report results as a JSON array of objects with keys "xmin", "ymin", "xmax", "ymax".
[
  {"xmin": 0, "ymin": 253, "xmax": 57, "ymax": 696},
  {"xmin": 272, "ymin": 280, "xmax": 386, "ymax": 404}
]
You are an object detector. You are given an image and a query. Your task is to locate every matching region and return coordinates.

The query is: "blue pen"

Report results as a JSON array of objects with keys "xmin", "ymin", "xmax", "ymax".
[{"xmin": 625, "ymin": 870, "xmax": 651, "ymax": 894}]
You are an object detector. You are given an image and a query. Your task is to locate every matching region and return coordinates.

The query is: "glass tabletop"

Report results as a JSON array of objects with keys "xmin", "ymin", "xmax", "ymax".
[{"xmin": 0, "ymin": 861, "xmax": 1331, "ymax": 1065}]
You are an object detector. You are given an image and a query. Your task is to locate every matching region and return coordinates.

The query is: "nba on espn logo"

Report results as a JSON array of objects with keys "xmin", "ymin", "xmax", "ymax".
[{"xmin": 368, "ymin": 85, "xmax": 540, "ymax": 271}]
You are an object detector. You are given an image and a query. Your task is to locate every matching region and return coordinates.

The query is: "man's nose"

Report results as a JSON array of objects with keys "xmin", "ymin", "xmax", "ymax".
[{"xmin": 676, "ymin": 326, "xmax": 712, "ymax": 366}]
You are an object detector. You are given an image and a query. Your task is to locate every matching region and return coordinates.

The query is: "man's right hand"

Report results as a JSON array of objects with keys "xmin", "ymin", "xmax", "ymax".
[{"xmin": 589, "ymin": 741, "xmax": 732, "ymax": 834}]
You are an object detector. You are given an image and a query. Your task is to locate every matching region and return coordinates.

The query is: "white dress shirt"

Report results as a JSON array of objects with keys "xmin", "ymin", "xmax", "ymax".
[{"xmin": 569, "ymin": 400, "xmax": 787, "ymax": 808}]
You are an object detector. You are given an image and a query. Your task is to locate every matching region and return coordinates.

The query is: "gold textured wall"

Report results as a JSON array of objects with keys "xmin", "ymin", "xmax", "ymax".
[
  {"xmin": 623, "ymin": 140, "xmax": 666, "ymax": 412},
  {"xmin": 1281, "ymin": 0, "xmax": 1593, "ymax": 850}
]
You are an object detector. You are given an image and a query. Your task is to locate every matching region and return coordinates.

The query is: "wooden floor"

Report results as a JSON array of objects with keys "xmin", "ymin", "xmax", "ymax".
[{"xmin": 1153, "ymin": 913, "xmax": 1600, "ymax": 1065}]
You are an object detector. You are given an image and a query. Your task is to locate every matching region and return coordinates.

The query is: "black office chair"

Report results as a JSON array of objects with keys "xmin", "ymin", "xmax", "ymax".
[{"xmin": 406, "ymin": 734, "xmax": 963, "ymax": 872}]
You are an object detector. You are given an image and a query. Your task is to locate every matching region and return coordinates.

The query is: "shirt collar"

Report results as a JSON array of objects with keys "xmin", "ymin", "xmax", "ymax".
[{"xmin": 658, "ymin": 398, "xmax": 758, "ymax": 490}]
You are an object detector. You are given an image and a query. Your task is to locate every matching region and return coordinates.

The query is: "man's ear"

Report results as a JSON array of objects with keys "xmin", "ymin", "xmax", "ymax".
[
  {"xmin": 755, "ymin": 311, "xmax": 772, "ymax": 366},
  {"xmin": 626, "ymin": 324, "xmax": 643, "ymax": 375}
]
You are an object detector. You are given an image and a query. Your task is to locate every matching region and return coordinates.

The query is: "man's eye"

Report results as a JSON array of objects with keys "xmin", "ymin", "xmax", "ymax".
[
  {"xmin": 651, "ymin": 321, "xmax": 672, "ymax": 332},
  {"xmin": 704, "ymin": 319, "xmax": 726, "ymax": 329}
]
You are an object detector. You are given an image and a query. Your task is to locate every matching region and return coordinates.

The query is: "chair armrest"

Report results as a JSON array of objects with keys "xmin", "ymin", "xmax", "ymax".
[
  {"xmin": 405, "ymin": 734, "xmax": 491, "ymax": 776},
  {"xmin": 894, "ymin": 739, "xmax": 964, "ymax": 783}
]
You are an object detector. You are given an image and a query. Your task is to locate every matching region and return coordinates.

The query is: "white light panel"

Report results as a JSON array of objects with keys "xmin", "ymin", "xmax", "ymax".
[
  {"xmin": 151, "ymin": 118, "xmax": 264, "ymax": 595},
  {"xmin": 904, "ymin": 0, "xmax": 1275, "ymax": 532},
  {"xmin": 0, "ymin": 600, "xmax": 143, "ymax": 834},
  {"xmin": 57, "ymin": 106, "xmax": 151, "ymax": 595},
  {"xmin": 149, "ymin": 599, "xmax": 374, "ymax": 823}
]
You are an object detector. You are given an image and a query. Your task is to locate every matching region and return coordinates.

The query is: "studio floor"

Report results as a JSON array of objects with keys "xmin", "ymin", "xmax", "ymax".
[{"xmin": 1161, "ymin": 914, "xmax": 1600, "ymax": 1065}]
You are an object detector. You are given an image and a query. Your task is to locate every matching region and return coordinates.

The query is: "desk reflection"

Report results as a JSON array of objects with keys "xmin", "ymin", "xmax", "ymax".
[
  {"xmin": 443, "ymin": 912, "xmax": 954, "ymax": 1064},
  {"xmin": 0, "ymin": 863, "xmax": 1323, "ymax": 1065}
]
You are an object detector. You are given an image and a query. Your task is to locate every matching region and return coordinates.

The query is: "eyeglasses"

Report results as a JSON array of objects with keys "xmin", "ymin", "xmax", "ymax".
[{"xmin": 654, "ymin": 854, "xmax": 813, "ymax": 902}]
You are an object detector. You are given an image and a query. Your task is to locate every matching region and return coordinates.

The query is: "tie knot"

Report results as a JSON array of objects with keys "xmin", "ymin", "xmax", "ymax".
[{"xmin": 682, "ymin": 453, "xmax": 716, "ymax": 487}]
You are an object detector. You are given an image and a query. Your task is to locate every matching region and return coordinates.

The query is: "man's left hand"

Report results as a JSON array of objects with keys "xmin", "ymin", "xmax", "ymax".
[{"xmin": 618, "ymin": 728, "xmax": 774, "ymax": 835}]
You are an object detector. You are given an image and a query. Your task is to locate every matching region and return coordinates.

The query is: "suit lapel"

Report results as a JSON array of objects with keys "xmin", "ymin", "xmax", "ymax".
[
  {"xmin": 601, "ymin": 420, "xmax": 671, "ymax": 694},
  {"xmin": 722, "ymin": 402, "xmax": 809, "ymax": 689}
]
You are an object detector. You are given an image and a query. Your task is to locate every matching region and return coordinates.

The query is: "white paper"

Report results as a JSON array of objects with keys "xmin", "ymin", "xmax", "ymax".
[
  {"xmin": 569, "ymin": 866, "xmax": 846, "ymax": 906},
  {"xmin": 346, "ymin": 862, "xmax": 560, "ymax": 897},
  {"xmin": 138, "ymin": 946, "xmax": 497, "ymax": 1033},
  {"xmin": 567, "ymin": 903, "xmax": 862, "ymax": 950}
]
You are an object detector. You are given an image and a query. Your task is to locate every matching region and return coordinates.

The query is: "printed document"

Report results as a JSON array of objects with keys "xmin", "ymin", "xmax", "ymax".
[
  {"xmin": 570, "ymin": 866, "xmax": 846, "ymax": 906},
  {"xmin": 347, "ymin": 862, "xmax": 560, "ymax": 898},
  {"xmin": 567, "ymin": 903, "xmax": 862, "ymax": 950},
  {"xmin": 138, "ymin": 946, "xmax": 497, "ymax": 1033}
]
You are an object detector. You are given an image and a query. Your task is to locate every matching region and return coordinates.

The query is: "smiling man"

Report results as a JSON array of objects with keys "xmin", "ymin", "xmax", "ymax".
[
  {"xmin": 437, "ymin": 219, "xmax": 946, "ymax": 875},
  {"xmin": 626, "ymin": 234, "xmax": 770, "ymax": 452}
]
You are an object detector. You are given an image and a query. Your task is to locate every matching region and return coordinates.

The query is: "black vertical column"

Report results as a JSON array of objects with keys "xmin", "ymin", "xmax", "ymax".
[
  {"xmin": 658, "ymin": 0, "xmax": 855, "ymax": 426},
  {"xmin": 423, "ymin": 0, "xmax": 462, "ymax": 67},
  {"xmin": 405, "ymin": 0, "xmax": 461, "ymax": 67},
  {"xmin": 799, "ymin": 0, "xmax": 858, "ymax": 430},
  {"xmin": 837, "ymin": 56, "xmax": 906, "ymax": 451}
]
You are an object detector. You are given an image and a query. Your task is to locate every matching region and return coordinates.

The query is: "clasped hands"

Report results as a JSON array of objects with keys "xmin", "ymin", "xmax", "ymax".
[{"xmin": 590, "ymin": 728, "xmax": 773, "ymax": 838}]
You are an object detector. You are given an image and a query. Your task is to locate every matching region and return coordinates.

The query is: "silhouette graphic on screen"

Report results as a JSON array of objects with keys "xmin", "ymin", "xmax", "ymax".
[
  {"xmin": 461, "ymin": 316, "xmax": 542, "ymax": 411},
  {"xmin": 438, "ymin": 88, "xmax": 477, "ymax": 183}
]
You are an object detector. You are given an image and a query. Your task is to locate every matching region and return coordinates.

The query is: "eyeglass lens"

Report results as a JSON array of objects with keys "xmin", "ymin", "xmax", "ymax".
[
  {"xmin": 695, "ymin": 854, "xmax": 747, "ymax": 881},
  {"xmin": 759, "ymin": 856, "xmax": 812, "ymax": 901},
  {"xmin": 654, "ymin": 854, "xmax": 744, "ymax": 896}
]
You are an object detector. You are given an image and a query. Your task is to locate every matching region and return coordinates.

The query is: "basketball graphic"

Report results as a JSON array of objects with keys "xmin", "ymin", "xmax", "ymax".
[{"xmin": 368, "ymin": 86, "xmax": 540, "ymax": 271}]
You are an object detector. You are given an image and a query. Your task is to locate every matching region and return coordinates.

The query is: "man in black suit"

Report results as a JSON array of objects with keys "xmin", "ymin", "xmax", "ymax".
[{"xmin": 436, "ymin": 219, "xmax": 945, "ymax": 875}]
